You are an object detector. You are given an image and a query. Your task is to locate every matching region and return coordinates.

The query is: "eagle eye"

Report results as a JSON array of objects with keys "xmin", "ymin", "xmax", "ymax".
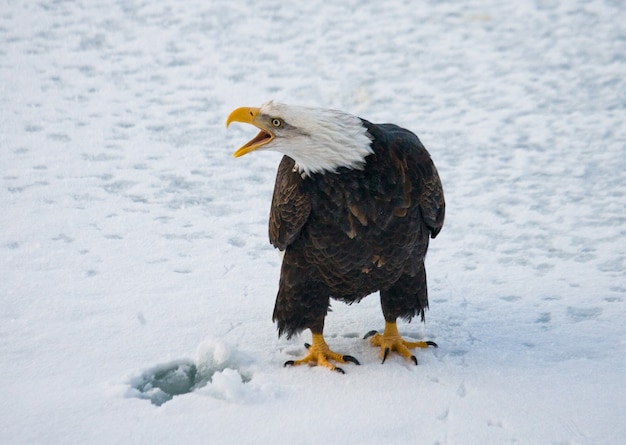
[{"xmin": 271, "ymin": 118, "xmax": 283, "ymax": 128}]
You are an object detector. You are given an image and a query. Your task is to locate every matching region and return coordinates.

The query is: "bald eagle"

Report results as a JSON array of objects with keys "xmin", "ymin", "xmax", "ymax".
[{"xmin": 227, "ymin": 101, "xmax": 445, "ymax": 372}]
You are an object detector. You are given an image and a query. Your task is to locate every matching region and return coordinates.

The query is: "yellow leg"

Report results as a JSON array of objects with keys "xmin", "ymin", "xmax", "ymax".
[
  {"xmin": 284, "ymin": 333, "xmax": 360, "ymax": 373},
  {"xmin": 366, "ymin": 321, "xmax": 437, "ymax": 365}
]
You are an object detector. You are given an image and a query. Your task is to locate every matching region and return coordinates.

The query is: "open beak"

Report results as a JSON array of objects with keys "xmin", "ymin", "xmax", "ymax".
[{"xmin": 226, "ymin": 107, "xmax": 275, "ymax": 158}]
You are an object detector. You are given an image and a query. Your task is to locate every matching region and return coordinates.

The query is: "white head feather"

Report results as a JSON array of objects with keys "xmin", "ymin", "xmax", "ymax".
[{"xmin": 259, "ymin": 101, "xmax": 373, "ymax": 176}]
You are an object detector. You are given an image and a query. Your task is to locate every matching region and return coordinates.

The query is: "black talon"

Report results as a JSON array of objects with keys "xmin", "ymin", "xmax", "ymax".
[
  {"xmin": 284, "ymin": 360, "xmax": 295, "ymax": 367},
  {"xmin": 335, "ymin": 367, "xmax": 346, "ymax": 374},
  {"xmin": 382, "ymin": 347, "xmax": 390, "ymax": 364},
  {"xmin": 411, "ymin": 355, "xmax": 418, "ymax": 366},
  {"xmin": 343, "ymin": 355, "xmax": 360, "ymax": 366},
  {"xmin": 304, "ymin": 343, "xmax": 311, "ymax": 349},
  {"xmin": 364, "ymin": 330, "xmax": 378, "ymax": 339},
  {"xmin": 426, "ymin": 341, "xmax": 438, "ymax": 348}
]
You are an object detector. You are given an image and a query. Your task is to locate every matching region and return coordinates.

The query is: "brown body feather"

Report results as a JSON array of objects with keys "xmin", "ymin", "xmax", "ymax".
[{"xmin": 270, "ymin": 120, "xmax": 445, "ymax": 338}]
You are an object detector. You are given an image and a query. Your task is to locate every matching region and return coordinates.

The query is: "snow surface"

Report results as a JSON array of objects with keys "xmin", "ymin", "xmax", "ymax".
[{"xmin": 2, "ymin": 0, "xmax": 625, "ymax": 443}]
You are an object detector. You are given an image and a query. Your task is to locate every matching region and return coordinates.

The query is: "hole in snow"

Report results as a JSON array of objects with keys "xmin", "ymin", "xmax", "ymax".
[
  {"xmin": 129, "ymin": 360, "xmax": 203, "ymax": 406},
  {"xmin": 126, "ymin": 339, "xmax": 253, "ymax": 406}
]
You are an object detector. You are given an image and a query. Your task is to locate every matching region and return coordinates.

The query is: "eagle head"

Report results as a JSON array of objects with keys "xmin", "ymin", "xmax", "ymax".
[{"xmin": 226, "ymin": 101, "xmax": 373, "ymax": 176}]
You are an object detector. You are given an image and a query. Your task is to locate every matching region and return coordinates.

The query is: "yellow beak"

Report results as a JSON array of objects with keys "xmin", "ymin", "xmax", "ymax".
[{"xmin": 226, "ymin": 107, "xmax": 275, "ymax": 158}]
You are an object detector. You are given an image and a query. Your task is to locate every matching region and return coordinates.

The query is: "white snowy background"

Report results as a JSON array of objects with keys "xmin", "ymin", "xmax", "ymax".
[{"xmin": 2, "ymin": 0, "xmax": 625, "ymax": 443}]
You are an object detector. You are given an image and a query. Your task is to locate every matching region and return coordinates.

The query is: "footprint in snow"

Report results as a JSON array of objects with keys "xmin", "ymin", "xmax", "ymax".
[{"xmin": 566, "ymin": 306, "xmax": 602, "ymax": 323}]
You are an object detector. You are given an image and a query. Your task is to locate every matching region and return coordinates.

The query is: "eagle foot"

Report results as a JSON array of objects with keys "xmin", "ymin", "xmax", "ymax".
[
  {"xmin": 366, "ymin": 322, "xmax": 437, "ymax": 365},
  {"xmin": 283, "ymin": 334, "xmax": 360, "ymax": 373}
]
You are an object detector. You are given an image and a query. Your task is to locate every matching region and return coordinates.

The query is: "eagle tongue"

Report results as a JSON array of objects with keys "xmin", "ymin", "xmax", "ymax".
[{"xmin": 244, "ymin": 129, "xmax": 271, "ymax": 148}]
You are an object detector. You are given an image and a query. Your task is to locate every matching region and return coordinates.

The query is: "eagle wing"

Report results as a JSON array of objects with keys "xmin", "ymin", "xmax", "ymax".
[
  {"xmin": 269, "ymin": 156, "xmax": 311, "ymax": 250},
  {"xmin": 417, "ymin": 158, "xmax": 445, "ymax": 239},
  {"xmin": 378, "ymin": 123, "xmax": 445, "ymax": 239}
]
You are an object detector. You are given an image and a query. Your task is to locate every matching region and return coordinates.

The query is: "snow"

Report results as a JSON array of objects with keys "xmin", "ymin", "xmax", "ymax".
[{"xmin": 1, "ymin": 0, "xmax": 625, "ymax": 443}]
